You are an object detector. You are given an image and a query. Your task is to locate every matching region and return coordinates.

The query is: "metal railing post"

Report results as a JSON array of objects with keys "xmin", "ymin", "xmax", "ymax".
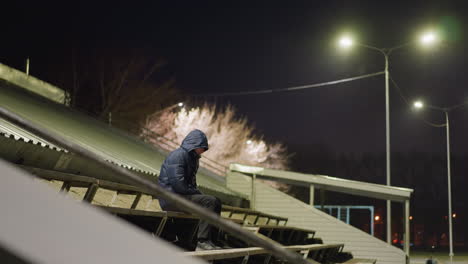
[
  {"xmin": 251, "ymin": 174, "xmax": 256, "ymax": 210},
  {"xmin": 309, "ymin": 184, "xmax": 315, "ymax": 206}
]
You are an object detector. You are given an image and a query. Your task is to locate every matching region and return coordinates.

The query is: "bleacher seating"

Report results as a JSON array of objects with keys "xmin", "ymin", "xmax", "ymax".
[
  {"xmin": 221, "ymin": 205, "xmax": 288, "ymax": 226},
  {"xmin": 186, "ymin": 243, "xmax": 345, "ymax": 263},
  {"xmin": 342, "ymin": 259, "xmax": 377, "ymax": 264},
  {"xmin": 251, "ymin": 225, "xmax": 316, "ymax": 246},
  {"xmin": 19, "ymin": 164, "xmax": 370, "ymax": 263}
]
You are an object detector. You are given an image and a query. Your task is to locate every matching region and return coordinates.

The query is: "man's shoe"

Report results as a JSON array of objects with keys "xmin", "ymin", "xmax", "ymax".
[
  {"xmin": 214, "ymin": 241, "xmax": 233, "ymax": 249},
  {"xmin": 196, "ymin": 240, "xmax": 222, "ymax": 251}
]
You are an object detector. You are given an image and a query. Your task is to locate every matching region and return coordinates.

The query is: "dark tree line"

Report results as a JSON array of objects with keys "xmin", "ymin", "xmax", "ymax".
[{"xmin": 34, "ymin": 45, "xmax": 181, "ymax": 134}]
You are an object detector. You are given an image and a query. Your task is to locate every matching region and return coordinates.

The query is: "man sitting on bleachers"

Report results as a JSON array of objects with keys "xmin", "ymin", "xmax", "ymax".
[{"xmin": 158, "ymin": 129, "xmax": 222, "ymax": 251}]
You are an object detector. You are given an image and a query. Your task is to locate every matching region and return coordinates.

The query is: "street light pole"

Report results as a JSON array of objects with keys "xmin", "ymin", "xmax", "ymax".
[
  {"xmin": 384, "ymin": 53, "xmax": 392, "ymax": 244},
  {"xmin": 339, "ymin": 42, "xmax": 397, "ymax": 244},
  {"xmin": 445, "ymin": 110, "xmax": 454, "ymax": 264},
  {"xmin": 342, "ymin": 39, "xmax": 413, "ymax": 244},
  {"xmin": 353, "ymin": 43, "xmax": 395, "ymax": 244},
  {"xmin": 413, "ymin": 101, "xmax": 468, "ymax": 264},
  {"xmin": 360, "ymin": 45, "xmax": 395, "ymax": 244}
]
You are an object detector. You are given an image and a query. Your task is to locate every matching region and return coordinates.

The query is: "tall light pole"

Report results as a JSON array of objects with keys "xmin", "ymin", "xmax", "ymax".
[
  {"xmin": 338, "ymin": 32, "xmax": 438, "ymax": 244},
  {"xmin": 413, "ymin": 100, "xmax": 467, "ymax": 264}
]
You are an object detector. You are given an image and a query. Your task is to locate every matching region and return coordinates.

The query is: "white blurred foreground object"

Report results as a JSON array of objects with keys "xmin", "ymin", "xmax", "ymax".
[{"xmin": 0, "ymin": 159, "xmax": 202, "ymax": 264}]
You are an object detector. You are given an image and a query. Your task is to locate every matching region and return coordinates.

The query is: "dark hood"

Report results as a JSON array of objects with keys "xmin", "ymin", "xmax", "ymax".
[{"xmin": 180, "ymin": 129, "xmax": 209, "ymax": 152}]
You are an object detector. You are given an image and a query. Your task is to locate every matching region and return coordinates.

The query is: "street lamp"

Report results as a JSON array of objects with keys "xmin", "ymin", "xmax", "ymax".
[
  {"xmin": 146, "ymin": 102, "xmax": 185, "ymax": 124},
  {"xmin": 419, "ymin": 31, "xmax": 438, "ymax": 46},
  {"xmin": 338, "ymin": 36, "xmax": 353, "ymax": 48},
  {"xmin": 337, "ymin": 32, "xmax": 438, "ymax": 245},
  {"xmin": 413, "ymin": 100, "xmax": 468, "ymax": 264},
  {"xmin": 413, "ymin": 101, "xmax": 423, "ymax": 109}
]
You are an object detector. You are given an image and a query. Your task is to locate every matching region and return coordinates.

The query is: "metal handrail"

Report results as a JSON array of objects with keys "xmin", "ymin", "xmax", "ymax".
[{"xmin": 0, "ymin": 106, "xmax": 311, "ymax": 264}]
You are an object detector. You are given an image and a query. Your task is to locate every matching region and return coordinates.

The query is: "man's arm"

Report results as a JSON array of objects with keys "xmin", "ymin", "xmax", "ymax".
[{"xmin": 167, "ymin": 162, "xmax": 201, "ymax": 195}]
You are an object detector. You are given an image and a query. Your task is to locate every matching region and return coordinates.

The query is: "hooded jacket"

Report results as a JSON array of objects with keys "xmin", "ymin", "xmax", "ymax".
[{"xmin": 158, "ymin": 129, "xmax": 209, "ymax": 207}]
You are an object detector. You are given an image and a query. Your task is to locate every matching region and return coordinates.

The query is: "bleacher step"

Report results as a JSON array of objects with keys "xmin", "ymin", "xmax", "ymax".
[
  {"xmin": 343, "ymin": 258, "xmax": 377, "ymax": 264},
  {"xmin": 186, "ymin": 243, "xmax": 344, "ymax": 263}
]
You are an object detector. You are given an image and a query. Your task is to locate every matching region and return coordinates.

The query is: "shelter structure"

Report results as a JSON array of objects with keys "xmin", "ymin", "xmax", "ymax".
[{"xmin": 228, "ymin": 163, "xmax": 413, "ymax": 255}]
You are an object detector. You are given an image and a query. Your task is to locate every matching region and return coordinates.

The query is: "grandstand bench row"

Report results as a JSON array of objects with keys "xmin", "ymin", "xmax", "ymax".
[
  {"xmin": 222, "ymin": 205, "xmax": 288, "ymax": 226},
  {"xmin": 16, "ymin": 164, "xmax": 375, "ymax": 263},
  {"xmin": 22, "ymin": 166, "xmax": 296, "ymax": 248},
  {"xmin": 21, "ymin": 165, "xmax": 288, "ymax": 225},
  {"xmin": 342, "ymin": 259, "xmax": 377, "ymax": 264},
  {"xmin": 186, "ymin": 243, "xmax": 345, "ymax": 264}
]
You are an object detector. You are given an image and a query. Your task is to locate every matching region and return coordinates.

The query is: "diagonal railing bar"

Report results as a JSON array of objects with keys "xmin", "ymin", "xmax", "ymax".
[{"xmin": 0, "ymin": 106, "xmax": 311, "ymax": 264}]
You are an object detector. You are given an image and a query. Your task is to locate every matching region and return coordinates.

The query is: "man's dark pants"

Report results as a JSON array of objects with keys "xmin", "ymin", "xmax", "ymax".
[{"xmin": 161, "ymin": 194, "xmax": 222, "ymax": 241}]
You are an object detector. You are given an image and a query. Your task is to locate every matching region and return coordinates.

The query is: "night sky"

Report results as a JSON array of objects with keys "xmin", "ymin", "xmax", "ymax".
[
  {"xmin": 2, "ymin": 0, "xmax": 468, "ymax": 246},
  {"xmin": 2, "ymin": 4, "xmax": 468, "ymax": 170},
  {"xmin": 2, "ymin": 1, "xmax": 467, "ymax": 155}
]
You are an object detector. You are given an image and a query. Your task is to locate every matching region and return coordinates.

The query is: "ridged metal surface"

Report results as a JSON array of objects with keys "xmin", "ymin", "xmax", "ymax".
[
  {"xmin": 0, "ymin": 83, "xmax": 245, "ymax": 199},
  {"xmin": 0, "ymin": 118, "xmax": 65, "ymax": 151}
]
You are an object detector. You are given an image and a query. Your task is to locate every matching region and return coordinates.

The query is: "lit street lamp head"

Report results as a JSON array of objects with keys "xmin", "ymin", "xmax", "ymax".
[
  {"xmin": 413, "ymin": 101, "xmax": 424, "ymax": 109},
  {"xmin": 338, "ymin": 36, "xmax": 353, "ymax": 48},
  {"xmin": 420, "ymin": 32, "xmax": 437, "ymax": 46}
]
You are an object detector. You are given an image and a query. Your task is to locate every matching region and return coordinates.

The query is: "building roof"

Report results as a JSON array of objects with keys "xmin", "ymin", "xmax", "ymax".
[
  {"xmin": 0, "ymin": 117, "xmax": 66, "ymax": 152},
  {"xmin": 0, "ymin": 63, "xmax": 65, "ymax": 104},
  {"xmin": 0, "ymin": 65, "xmax": 246, "ymax": 201},
  {"xmin": 230, "ymin": 163, "xmax": 413, "ymax": 202}
]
